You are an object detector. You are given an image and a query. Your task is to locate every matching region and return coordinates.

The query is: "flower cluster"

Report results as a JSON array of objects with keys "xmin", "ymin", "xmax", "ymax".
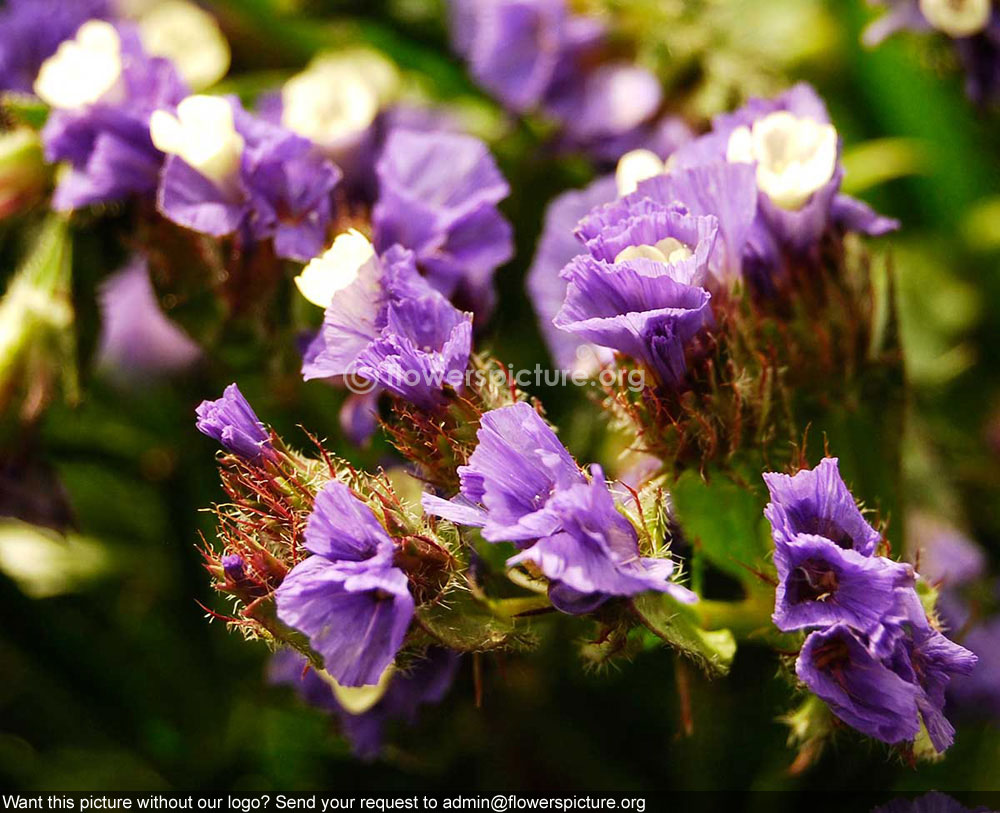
[
  {"xmin": 10, "ymin": 0, "xmax": 979, "ymax": 771},
  {"xmin": 194, "ymin": 384, "xmax": 463, "ymax": 746},
  {"xmin": 764, "ymin": 459, "xmax": 976, "ymax": 753},
  {"xmin": 423, "ymin": 402, "xmax": 695, "ymax": 614},
  {"xmin": 448, "ymin": 0, "xmax": 686, "ymax": 160},
  {"xmin": 300, "ymin": 236, "xmax": 473, "ymax": 412}
]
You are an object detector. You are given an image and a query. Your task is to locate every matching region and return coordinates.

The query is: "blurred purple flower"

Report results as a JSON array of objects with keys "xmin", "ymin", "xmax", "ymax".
[
  {"xmin": 156, "ymin": 97, "xmax": 341, "ymax": 262},
  {"xmin": 448, "ymin": 0, "xmax": 664, "ymax": 159},
  {"xmin": 526, "ymin": 175, "xmax": 618, "ymax": 369},
  {"xmin": 372, "ymin": 128, "xmax": 513, "ymax": 318},
  {"xmin": 268, "ymin": 646, "xmax": 459, "ymax": 760},
  {"xmin": 40, "ymin": 24, "xmax": 188, "ymax": 210},
  {"xmin": 96, "ymin": 256, "xmax": 200, "ymax": 382},
  {"xmin": 274, "ymin": 481, "xmax": 415, "ymax": 687},
  {"xmin": 865, "ymin": 3, "xmax": 1000, "ymax": 105},
  {"xmin": 0, "ymin": 0, "xmax": 111, "ymax": 93},
  {"xmin": 906, "ymin": 512, "xmax": 986, "ymax": 588}
]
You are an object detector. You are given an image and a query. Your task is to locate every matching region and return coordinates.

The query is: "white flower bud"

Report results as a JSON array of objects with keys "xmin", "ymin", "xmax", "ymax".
[
  {"xmin": 138, "ymin": 0, "xmax": 230, "ymax": 90},
  {"xmin": 34, "ymin": 21, "xmax": 123, "ymax": 110},
  {"xmin": 615, "ymin": 148, "xmax": 667, "ymax": 197},
  {"xmin": 150, "ymin": 95, "xmax": 244, "ymax": 187},
  {"xmin": 919, "ymin": 0, "xmax": 991, "ymax": 37},
  {"xmin": 727, "ymin": 111, "xmax": 838, "ymax": 211},
  {"xmin": 294, "ymin": 229, "xmax": 376, "ymax": 308},
  {"xmin": 282, "ymin": 50, "xmax": 399, "ymax": 153}
]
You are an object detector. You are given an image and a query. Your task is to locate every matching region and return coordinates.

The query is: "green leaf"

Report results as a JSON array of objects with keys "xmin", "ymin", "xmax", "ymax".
[
  {"xmin": 630, "ymin": 592, "xmax": 736, "ymax": 678},
  {"xmin": 415, "ymin": 587, "xmax": 536, "ymax": 653},
  {"xmin": 670, "ymin": 469, "xmax": 770, "ymax": 584}
]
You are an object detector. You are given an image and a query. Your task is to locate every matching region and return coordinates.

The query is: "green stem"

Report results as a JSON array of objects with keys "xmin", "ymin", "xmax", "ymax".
[
  {"xmin": 488, "ymin": 595, "xmax": 552, "ymax": 618},
  {"xmin": 695, "ymin": 594, "xmax": 790, "ymax": 647}
]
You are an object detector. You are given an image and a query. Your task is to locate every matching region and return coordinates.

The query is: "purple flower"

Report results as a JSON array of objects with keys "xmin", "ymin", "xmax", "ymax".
[
  {"xmin": 449, "ymin": 0, "xmax": 664, "ymax": 158},
  {"xmin": 877, "ymin": 622, "xmax": 978, "ymax": 752},
  {"xmin": 422, "ymin": 401, "xmax": 584, "ymax": 543},
  {"xmin": 554, "ymin": 206, "xmax": 717, "ymax": 389},
  {"xmin": 667, "ymin": 83, "xmax": 898, "ymax": 264},
  {"xmin": 508, "ymin": 465, "xmax": 697, "ymax": 614},
  {"xmin": 195, "ymin": 383, "xmax": 274, "ymax": 462},
  {"xmin": 96, "ymin": 256, "xmax": 200, "ymax": 382},
  {"xmin": 423, "ymin": 403, "xmax": 694, "ymax": 614},
  {"xmin": 772, "ymin": 533, "xmax": 916, "ymax": 633},
  {"xmin": 274, "ymin": 481, "xmax": 415, "ymax": 687},
  {"xmin": 549, "ymin": 62, "xmax": 663, "ymax": 156},
  {"xmin": 155, "ymin": 96, "xmax": 341, "ymax": 262},
  {"xmin": 449, "ymin": 0, "xmax": 602, "ymax": 114},
  {"xmin": 576, "ymin": 162, "xmax": 759, "ymax": 283},
  {"xmin": 0, "ymin": 0, "xmax": 111, "ymax": 94},
  {"xmin": 796, "ymin": 623, "xmax": 923, "ymax": 745},
  {"xmin": 38, "ymin": 23, "xmax": 188, "ymax": 210},
  {"xmin": 372, "ymin": 128, "xmax": 513, "ymax": 318},
  {"xmin": 763, "ymin": 458, "xmax": 882, "ymax": 556},
  {"xmin": 268, "ymin": 646, "xmax": 459, "ymax": 760},
  {"xmin": 526, "ymin": 175, "xmax": 619, "ymax": 369},
  {"xmin": 302, "ymin": 244, "xmax": 473, "ymax": 411}
]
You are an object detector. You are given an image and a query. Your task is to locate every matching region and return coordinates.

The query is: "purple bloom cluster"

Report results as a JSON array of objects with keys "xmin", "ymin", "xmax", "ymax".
[
  {"xmin": 268, "ymin": 646, "xmax": 459, "ymax": 760},
  {"xmin": 555, "ymin": 198, "xmax": 719, "ymax": 389},
  {"xmin": 764, "ymin": 459, "xmax": 976, "ymax": 752},
  {"xmin": 275, "ymin": 481, "xmax": 415, "ymax": 687},
  {"xmin": 372, "ymin": 128, "xmax": 513, "ymax": 318},
  {"xmin": 39, "ymin": 23, "xmax": 188, "ymax": 211},
  {"xmin": 195, "ymin": 383, "xmax": 274, "ymax": 463},
  {"xmin": 302, "ymin": 245, "xmax": 473, "ymax": 411},
  {"xmin": 423, "ymin": 402, "xmax": 696, "ymax": 613},
  {"xmin": 156, "ymin": 96, "xmax": 342, "ymax": 262},
  {"xmin": 448, "ymin": 0, "xmax": 666, "ymax": 157}
]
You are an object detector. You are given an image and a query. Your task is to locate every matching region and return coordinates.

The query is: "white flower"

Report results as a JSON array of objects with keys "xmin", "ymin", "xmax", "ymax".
[
  {"xmin": 919, "ymin": 0, "xmax": 991, "ymax": 38},
  {"xmin": 282, "ymin": 50, "xmax": 399, "ymax": 153},
  {"xmin": 137, "ymin": 0, "xmax": 231, "ymax": 90},
  {"xmin": 34, "ymin": 21, "xmax": 123, "ymax": 110},
  {"xmin": 615, "ymin": 148, "xmax": 668, "ymax": 197},
  {"xmin": 614, "ymin": 237, "xmax": 692, "ymax": 266},
  {"xmin": 294, "ymin": 229, "xmax": 376, "ymax": 308},
  {"xmin": 726, "ymin": 111, "xmax": 838, "ymax": 211},
  {"xmin": 149, "ymin": 95, "xmax": 244, "ymax": 187}
]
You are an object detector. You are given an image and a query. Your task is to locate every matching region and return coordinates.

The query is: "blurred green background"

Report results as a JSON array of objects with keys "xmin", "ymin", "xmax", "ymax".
[{"xmin": 1, "ymin": 0, "xmax": 1000, "ymax": 797}]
